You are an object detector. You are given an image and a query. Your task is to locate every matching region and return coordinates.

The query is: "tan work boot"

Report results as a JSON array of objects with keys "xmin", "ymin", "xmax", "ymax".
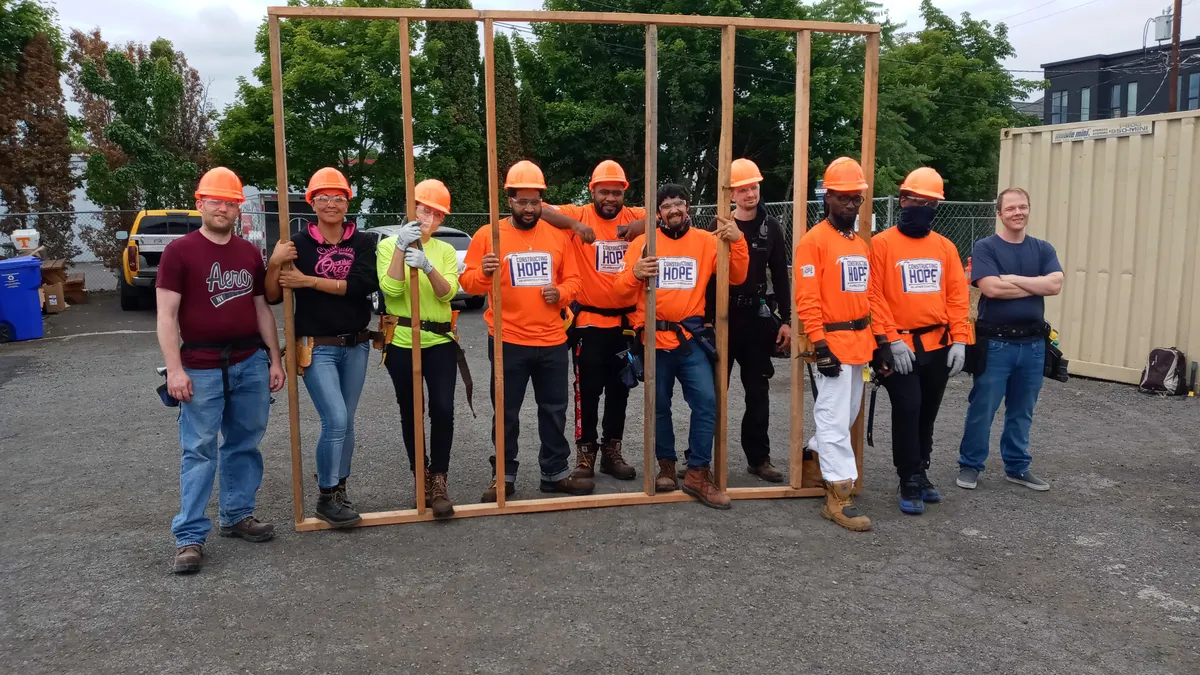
[
  {"xmin": 801, "ymin": 448, "xmax": 823, "ymax": 489},
  {"xmin": 172, "ymin": 544, "xmax": 203, "ymax": 574},
  {"xmin": 599, "ymin": 439, "xmax": 636, "ymax": 480},
  {"xmin": 822, "ymin": 479, "xmax": 872, "ymax": 532},
  {"xmin": 655, "ymin": 460, "xmax": 678, "ymax": 492},
  {"xmin": 428, "ymin": 473, "xmax": 454, "ymax": 519},
  {"xmin": 682, "ymin": 466, "xmax": 732, "ymax": 510},
  {"xmin": 570, "ymin": 441, "xmax": 598, "ymax": 480}
]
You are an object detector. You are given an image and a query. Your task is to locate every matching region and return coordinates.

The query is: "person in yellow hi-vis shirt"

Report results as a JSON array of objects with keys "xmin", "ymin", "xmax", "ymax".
[{"xmin": 377, "ymin": 179, "xmax": 463, "ymax": 518}]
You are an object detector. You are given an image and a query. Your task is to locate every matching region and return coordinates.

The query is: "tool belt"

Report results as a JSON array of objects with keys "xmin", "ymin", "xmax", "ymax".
[
  {"xmin": 823, "ymin": 316, "xmax": 870, "ymax": 332},
  {"xmin": 380, "ymin": 313, "xmax": 475, "ymax": 415},
  {"xmin": 964, "ymin": 321, "xmax": 1059, "ymax": 377},
  {"xmin": 654, "ymin": 316, "xmax": 718, "ymax": 362},
  {"xmin": 307, "ymin": 330, "xmax": 375, "ymax": 348},
  {"xmin": 180, "ymin": 336, "xmax": 266, "ymax": 408},
  {"xmin": 898, "ymin": 323, "xmax": 950, "ymax": 355},
  {"xmin": 975, "ymin": 321, "xmax": 1048, "ymax": 340},
  {"xmin": 574, "ymin": 303, "xmax": 635, "ymax": 318},
  {"xmin": 568, "ymin": 302, "xmax": 635, "ymax": 349}
]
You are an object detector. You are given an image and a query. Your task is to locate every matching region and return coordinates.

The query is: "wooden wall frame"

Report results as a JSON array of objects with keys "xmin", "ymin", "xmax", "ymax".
[{"xmin": 264, "ymin": 7, "xmax": 880, "ymax": 531}]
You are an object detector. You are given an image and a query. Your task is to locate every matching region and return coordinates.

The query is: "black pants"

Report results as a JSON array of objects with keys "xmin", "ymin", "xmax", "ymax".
[
  {"xmin": 572, "ymin": 326, "xmax": 630, "ymax": 445},
  {"xmin": 384, "ymin": 342, "xmax": 458, "ymax": 474},
  {"xmin": 880, "ymin": 346, "xmax": 951, "ymax": 481},
  {"xmin": 488, "ymin": 337, "xmax": 571, "ymax": 483},
  {"xmin": 726, "ymin": 310, "xmax": 777, "ymax": 467}
]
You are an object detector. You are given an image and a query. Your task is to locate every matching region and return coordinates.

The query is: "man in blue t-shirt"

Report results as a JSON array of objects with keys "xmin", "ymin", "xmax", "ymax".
[{"xmin": 957, "ymin": 187, "xmax": 1063, "ymax": 492}]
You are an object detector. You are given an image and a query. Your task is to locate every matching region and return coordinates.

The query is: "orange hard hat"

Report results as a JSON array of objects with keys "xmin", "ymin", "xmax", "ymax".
[
  {"xmin": 730, "ymin": 158, "xmax": 763, "ymax": 188},
  {"xmin": 589, "ymin": 160, "xmax": 628, "ymax": 190},
  {"xmin": 305, "ymin": 167, "xmax": 352, "ymax": 204},
  {"xmin": 823, "ymin": 157, "xmax": 869, "ymax": 192},
  {"xmin": 504, "ymin": 160, "xmax": 547, "ymax": 190},
  {"xmin": 415, "ymin": 178, "xmax": 452, "ymax": 214},
  {"xmin": 899, "ymin": 167, "xmax": 945, "ymax": 201},
  {"xmin": 195, "ymin": 167, "xmax": 245, "ymax": 203}
]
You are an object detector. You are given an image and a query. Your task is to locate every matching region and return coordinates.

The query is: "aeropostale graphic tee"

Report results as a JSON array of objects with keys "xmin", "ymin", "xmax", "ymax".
[{"xmin": 157, "ymin": 229, "xmax": 266, "ymax": 370}]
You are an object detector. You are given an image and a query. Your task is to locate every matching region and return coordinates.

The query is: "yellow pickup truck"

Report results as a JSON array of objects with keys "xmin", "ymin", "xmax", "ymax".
[{"xmin": 117, "ymin": 210, "xmax": 202, "ymax": 311}]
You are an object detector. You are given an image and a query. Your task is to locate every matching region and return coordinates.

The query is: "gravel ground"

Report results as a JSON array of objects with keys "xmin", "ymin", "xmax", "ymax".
[{"xmin": 1, "ymin": 293, "xmax": 1197, "ymax": 674}]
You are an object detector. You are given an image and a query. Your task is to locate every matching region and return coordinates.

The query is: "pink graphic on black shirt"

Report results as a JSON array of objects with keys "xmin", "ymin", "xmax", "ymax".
[{"xmin": 307, "ymin": 222, "xmax": 357, "ymax": 280}]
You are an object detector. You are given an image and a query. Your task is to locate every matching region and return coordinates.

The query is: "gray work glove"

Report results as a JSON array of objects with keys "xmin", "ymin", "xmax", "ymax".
[
  {"xmin": 404, "ymin": 247, "xmax": 434, "ymax": 275},
  {"xmin": 947, "ymin": 342, "xmax": 966, "ymax": 377},
  {"xmin": 395, "ymin": 222, "xmax": 422, "ymax": 249},
  {"xmin": 889, "ymin": 339, "xmax": 915, "ymax": 375}
]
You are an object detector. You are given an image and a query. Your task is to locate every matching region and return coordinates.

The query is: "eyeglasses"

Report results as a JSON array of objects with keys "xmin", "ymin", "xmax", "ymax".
[
  {"xmin": 201, "ymin": 198, "xmax": 242, "ymax": 210},
  {"xmin": 511, "ymin": 198, "xmax": 542, "ymax": 208},
  {"xmin": 828, "ymin": 194, "xmax": 865, "ymax": 207},
  {"xmin": 905, "ymin": 197, "xmax": 938, "ymax": 208},
  {"xmin": 313, "ymin": 195, "xmax": 348, "ymax": 205},
  {"xmin": 659, "ymin": 200, "xmax": 688, "ymax": 211}
]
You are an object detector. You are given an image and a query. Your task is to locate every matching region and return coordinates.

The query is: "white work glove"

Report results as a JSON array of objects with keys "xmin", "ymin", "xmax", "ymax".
[
  {"xmin": 395, "ymin": 222, "xmax": 422, "ymax": 249},
  {"xmin": 404, "ymin": 247, "xmax": 434, "ymax": 275},
  {"xmin": 947, "ymin": 342, "xmax": 966, "ymax": 377},
  {"xmin": 890, "ymin": 340, "xmax": 915, "ymax": 375}
]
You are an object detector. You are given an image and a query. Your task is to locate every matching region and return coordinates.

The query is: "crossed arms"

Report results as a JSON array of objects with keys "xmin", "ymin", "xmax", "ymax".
[{"xmin": 977, "ymin": 272, "xmax": 1063, "ymax": 299}]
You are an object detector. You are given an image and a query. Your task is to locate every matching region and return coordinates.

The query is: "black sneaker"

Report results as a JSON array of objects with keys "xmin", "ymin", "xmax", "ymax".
[
  {"xmin": 1005, "ymin": 470, "xmax": 1050, "ymax": 491},
  {"xmin": 316, "ymin": 493, "xmax": 362, "ymax": 528},
  {"xmin": 898, "ymin": 477, "xmax": 925, "ymax": 515},
  {"xmin": 918, "ymin": 471, "xmax": 943, "ymax": 503}
]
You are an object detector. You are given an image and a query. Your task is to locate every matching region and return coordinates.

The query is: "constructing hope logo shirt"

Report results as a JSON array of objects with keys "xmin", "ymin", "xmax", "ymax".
[
  {"xmin": 838, "ymin": 255, "xmax": 869, "ymax": 292},
  {"xmin": 658, "ymin": 256, "xmax": 699, "ymax": 290},
  {"xmin": 897, "ymin": 258, "xmax": 942, "ymax": 293},
  {"xmin": 507, "ymin": 251, "xmax": 553, "ymax": 287},
  {"xmin": 594, "ymin": 240, "xmax": 628, "ymax": 274}
]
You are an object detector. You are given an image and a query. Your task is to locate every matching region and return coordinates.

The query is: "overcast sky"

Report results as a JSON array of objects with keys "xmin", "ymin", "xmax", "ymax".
[{"xmin": 49, "ymin": 0, "xmax": 1189, "ymax": 110}]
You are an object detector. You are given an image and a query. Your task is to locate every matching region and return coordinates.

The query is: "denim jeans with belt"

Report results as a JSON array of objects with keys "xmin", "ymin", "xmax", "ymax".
[
  {"xmin": 173, "ymin": 350, "xmax": 270, "ymax": 547},
  {"xmin": 302, "ymin": 342, "xmax": 370, "ymax": 490},
  {"xmin": 656, "ymin": 343, "xmax": 717, "ymax": 468},
  {"xmin": 958, "ymin": 338, "xmax": 1045, "ymax": 475}
]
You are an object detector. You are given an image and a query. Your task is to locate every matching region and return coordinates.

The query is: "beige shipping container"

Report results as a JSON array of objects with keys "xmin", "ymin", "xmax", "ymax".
[{"xmin": 996, "ymin": 110, "xmax": 1200, "ymax": 385}]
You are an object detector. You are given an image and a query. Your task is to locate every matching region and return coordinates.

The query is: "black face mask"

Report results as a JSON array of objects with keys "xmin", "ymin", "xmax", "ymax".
[{"xmin": 897, "ymin": 205, "xmax": 935, "ymax": 238}]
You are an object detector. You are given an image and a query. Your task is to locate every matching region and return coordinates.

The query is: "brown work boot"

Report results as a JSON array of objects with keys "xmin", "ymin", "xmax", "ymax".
[
  {"xmin": 219, "ymin": 516, "xmax": 275, "ymax": 542},
  {"xmin": 822, "ymin": 479, "xmax": 872, "ymax": 532},
  {"xmin": 172, "ymin": 544, "xmax": 203, "ymax": 574},
  {"xmin": 570, "ymin": 441, "xmax": 598, "ymax": 480},
  {"xmin": 656, "ymin": 460, "xmax": 679, "ymax": 492},
  {"xmin": 428, "ymin": 473, "xmax": 454, "ymax": 518},
  {"xmin": 748, "ymin": 459, "xmax": 784, "ymax": 483},
  {"xmin": 682, "ymin": 466, "xmax": 732, "ymax": 510},
  {"xmin": 480, "ymin": 480, "xmax": 515, "ymax": 503},
  {"xmin": 540, "ymin": 475, "xmax": 596, "ymax": 495},
  {"xmin": 801, "ymin": 448, "xmax": 823, "ymax": 489},
  {"xmin": 599, "ymin": 439, "xmax": 637, "ymax": 480}
]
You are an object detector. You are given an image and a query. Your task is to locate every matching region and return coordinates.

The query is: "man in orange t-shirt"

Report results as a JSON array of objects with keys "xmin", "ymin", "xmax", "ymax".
[
  {"xmin": 539, "ymin": 160, "xmax": 644, "ymax": 483},
  {"xmin": 615, "ymin": 183, "xmax": 749, "ymax": 510},
  {"xmin": 794, "ymin": 157, "xmax": 893, "ymax": 532},
  {"xmin": 460, "ymin": 161, "xmax": 590, "ymax": 502},
  {"xmin": 868, "ymin": 167, "xmax": 969, "ymax": 516}
]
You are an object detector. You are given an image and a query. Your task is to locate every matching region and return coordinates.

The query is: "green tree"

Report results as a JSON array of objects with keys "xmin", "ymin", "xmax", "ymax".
[
  {"xmin": 0, "ymin": 0, "xmax": 65, "ymax": 81},
  {"xmin": 492, "ymin": 33, "xmax": 523, "ymax": 192},
  {"xmin": 213, "ymin": 0, "xmax": 424, "ymax": 213},
  {"xmin": 883, "ymin": 0, "xmax": 1040, "ymax": 200},
  {"xmin": 422, "ymin": 0, "xmax": 485, "ymax": 212}
]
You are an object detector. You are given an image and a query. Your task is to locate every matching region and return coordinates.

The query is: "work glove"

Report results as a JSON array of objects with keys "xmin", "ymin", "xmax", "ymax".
[
  {"xmin": 872, "ymin": 343, "xmax": 895, "ymax": 375},
  {"xmin": 404, "ymin": 247, "xmax": 434, "ymax": 275},
  {"xmin": 396, "ymin": 222, "xmax": 422, "ymax": 249},
  {"xmin": 947, "ymin": 342, "xmax": 966, "ymax": 377},
  {"xmin": 889, "ymin": 339, "xmax": 915, "ymax": 375},
  {"xmin": 813, "ymin": 340, "xmax": 841, "ymax": 377}
]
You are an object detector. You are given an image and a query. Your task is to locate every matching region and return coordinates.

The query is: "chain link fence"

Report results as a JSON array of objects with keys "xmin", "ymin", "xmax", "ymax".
[{"xmin": 692, "ymin": 197, "xmax": 996, "ymax": 264}]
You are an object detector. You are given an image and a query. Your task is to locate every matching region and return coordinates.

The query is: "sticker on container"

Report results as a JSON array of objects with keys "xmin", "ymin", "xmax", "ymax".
[
  {"xmin": 657, "ymin": 257, "xmax": 699, "ymax": 290},
  {"xmin": 507, "ymin": 251, "xmax": 553, "ymax": 287},
  {"xmin": 838, "ymin": 255, "xmax": 869, "ymax": 293},
  {"xmin": 594, "ymin": 240, "xmax": 628, "ymax": 274}
]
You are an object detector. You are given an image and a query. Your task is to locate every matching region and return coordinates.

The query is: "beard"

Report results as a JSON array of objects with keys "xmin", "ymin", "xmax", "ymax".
[{"xmin": 595, "ymin": 201, "xmax": 620, "ymax": 219}]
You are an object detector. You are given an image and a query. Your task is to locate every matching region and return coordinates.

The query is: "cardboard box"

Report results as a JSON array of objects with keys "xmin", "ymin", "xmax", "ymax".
[{"xmin": 42, "ymin": 282, "xmax": 66, "ymax": 313}]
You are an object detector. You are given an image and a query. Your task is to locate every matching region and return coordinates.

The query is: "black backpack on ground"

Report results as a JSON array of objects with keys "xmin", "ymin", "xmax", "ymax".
[{"xmin": 1138, "ymin": 347, "xmax": 1188, "ymax": 395}]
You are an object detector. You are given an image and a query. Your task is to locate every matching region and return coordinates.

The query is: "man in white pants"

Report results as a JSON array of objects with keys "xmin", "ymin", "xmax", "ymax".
[{"xmin": 793, "ymin": 157, "xmax": 893, "ymax": 532}]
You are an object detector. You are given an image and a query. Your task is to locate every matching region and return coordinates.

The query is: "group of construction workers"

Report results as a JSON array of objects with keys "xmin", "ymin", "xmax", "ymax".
[{"xmin": 158, "ymin": 156, "xmax": 1062, "ymax": 574}]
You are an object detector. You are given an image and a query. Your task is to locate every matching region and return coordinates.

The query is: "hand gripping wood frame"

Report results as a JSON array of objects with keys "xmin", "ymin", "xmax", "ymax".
[{"xmin": 266, "ymin": 7, "xmax": 879, "ymax": 531}]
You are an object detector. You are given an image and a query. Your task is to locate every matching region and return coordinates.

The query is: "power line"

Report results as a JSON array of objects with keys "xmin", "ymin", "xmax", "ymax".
[
  {"xmin": 1008, "ymin": 0, "xmax": 1109, "ymax": 29},
  {"xmin": 1000, "ymin": 0, "xmax": 1064, "ymax": 21}
]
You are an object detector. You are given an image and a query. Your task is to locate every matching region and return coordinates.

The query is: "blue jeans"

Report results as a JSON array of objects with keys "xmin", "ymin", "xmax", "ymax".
[
  {"xmin": 958, "ymin": 338, "xmax": 1045, "ymax": 475},
  {"xmin": 656, "ymin": 344, "xmax": 717, "ymax": 467},
  {"xmin": 172, "ymin": 350, "xmax": 271, "ymax": 547},
  {"xmin": 302, "ymin": 342, "xmax": 370, "ymax": 489}
]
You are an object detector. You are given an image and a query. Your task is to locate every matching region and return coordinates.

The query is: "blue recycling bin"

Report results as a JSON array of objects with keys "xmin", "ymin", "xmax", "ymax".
[{"xmin": 0, "ymin": 255, "xmax": 45, "ymax": 342}]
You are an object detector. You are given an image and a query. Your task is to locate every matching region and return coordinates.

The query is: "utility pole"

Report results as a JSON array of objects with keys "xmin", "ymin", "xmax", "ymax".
[{"xmin": 1169, "ymin": 0, "xmax": 1183, "ymax": 112}]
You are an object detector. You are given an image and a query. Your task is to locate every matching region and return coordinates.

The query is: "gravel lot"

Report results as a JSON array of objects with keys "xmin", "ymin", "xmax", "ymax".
[{"xmin": 1, "ymin": 293, "xmax": 1197, "ymax": 674}]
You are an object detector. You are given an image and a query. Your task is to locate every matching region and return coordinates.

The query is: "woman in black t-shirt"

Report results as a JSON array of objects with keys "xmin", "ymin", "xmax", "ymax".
[{"xmin": 266, "ymin": 167, "xmax": 377, "ymax": 528}]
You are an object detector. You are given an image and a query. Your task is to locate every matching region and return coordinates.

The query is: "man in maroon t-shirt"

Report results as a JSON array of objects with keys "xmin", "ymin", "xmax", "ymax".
[{"xmin": 156, "ymin": 167, "xmax": 285, "ymax": 575}]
